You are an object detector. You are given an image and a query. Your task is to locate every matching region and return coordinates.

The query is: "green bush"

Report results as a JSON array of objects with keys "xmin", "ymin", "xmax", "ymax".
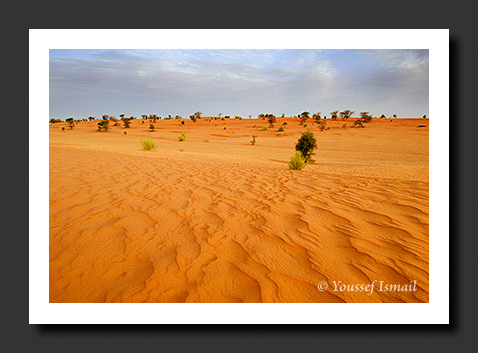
[
  {"xmin": 288, "ymin": 151, "xmax": 307, "ymax": 170},
  {"xmin": 97, "ymin": 120, "xmax": 110, "ymax": 131},
  {"xmin": 278, "ymin": 125, "xmax": 285, "ymax": 132},
  {"xmin": 140, "ymin": 138, "xmax": 157, "ymax": 150},
  {"xmin": 303, "ymin": 123, "xmax": 308, "ymax": 128},
  {"xmin": 261, "ymin": 126, "xmax": 268, "ymax": 131},
  {"xmin": 352, "ymin": 119, "xmax": 364, "ymax": 128},
  {"xmin": 295, "ymin": 130, "xmax": 317, "ymax": 163},
  {"xmin": 178, "ymin": 132, "xmax": 186, "ymax": 141}
]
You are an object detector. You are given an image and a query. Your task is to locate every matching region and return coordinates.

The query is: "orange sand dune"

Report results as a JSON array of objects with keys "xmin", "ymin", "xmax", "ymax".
[{"xmin": 49, "ymin": 117, "xmax": 429, "ymax": 302}]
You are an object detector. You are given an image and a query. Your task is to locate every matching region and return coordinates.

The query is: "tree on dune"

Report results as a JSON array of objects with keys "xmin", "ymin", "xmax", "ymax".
[
  {"xmin": 295, "ymin": 130, "xmax": 317, "ymax": 163},
  {"xmin": 267, "ymin": 114, "xmax": 276, "ymax": 128},
  {"xmin": 330, "ymin": 111, "xmax": 339, "ymax": 120},
  {"xmin": 190, "ymin": 111, "xmax": 202, "ymax": 122},
  {"xmin": 300, "ymin": 111, "xmax": 310, "ymax": 125},
  {"xmin": 341, "ymin": 110, "xmax": 354, "ymax": 120},
  {"xmin": 360, "ymin": 112, "xmax": 372, "ymax": 123}
]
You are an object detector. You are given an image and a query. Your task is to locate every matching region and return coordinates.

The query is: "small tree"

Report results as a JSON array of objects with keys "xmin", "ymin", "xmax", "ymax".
[
  {"xmin": 352, "ymin": 119, "xmax": 364, "ymax": 128},
  {"xmin": 295, "ymin": 130, "xmax": 317, "ymax": 163},
  {"xmin": 300, "ymin": 111, "xmax": 310, "ymax": 125},
  {"xmin": 312, "ymin": 112, "xmax": 321, "ymax": 121},
  {"xmin": 88, "ymin": 116, "xmax": 95, "ymax": 121},
  {"xmin": 316, "ymin": 120, "xmax": 326, "ymax": 131},
  {"xmin": 267, "ymin": 114, "xmax": 276, "ymax": 128},
  {"xmin": 341, "ymin": 110, "xmax": 354, "ymax": 120},
  {"xmin": 423, "ymin": 114, "xmax": 427, "ymax": 119},
  {"xmin": 122, "ymin": 117, "xmax": 131, "ymax": 128},
  {"xmin": 360, "ymin": 112, "xmax": 372, "ymax": 123},
  {"xmin": 393, "ymin": 114, "xmax": 397, "ymax": 119},
  {"xmin": 149, "ymin": 124, "xmax": 155, "ymax": 132},
  {"xmin": 189, "ymin": 111, "xmax": 202, "ymax": 122},
  {"xmin": 250, "ymin": 135, "xmax": 257, "ymax": 145},
  {"xmin": 66, "ymin": 118, "xmax": 74, "ymax": 129},
  {"xmin": 330, "ymin": 111, "xmax": 339, "ymax": 120},
  {"xmin": 97, "ymin": 120, "xmax": 110, "ymax": 131}
]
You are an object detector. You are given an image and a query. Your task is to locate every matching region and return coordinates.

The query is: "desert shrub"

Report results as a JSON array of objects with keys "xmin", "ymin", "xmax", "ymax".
[
  {"xmin": 295, "ymin": 130, "xmax": 317, "ymax": 163},
  {"xmin": 278, "ymin": 125, "xmax": 285, "ymax": 132},
  {"xmin": 178, "ymin": 132, "xmax": 186, "ymax": 141},
  {"xmin": 316, "ymin": 120, "xmax": 326, "ymax": 131},
  {"xmin": 251, "ymin": 135, "xmax": 257, "ymax": 145},
  {"xmin": 288, "ymin": 151, "xmax": 307, "ymax": 170},
  {"xmin": 149, "ymin": 124, "xmax": 155, "ymax": 132},
  {"xmin": 140, "ymin": 138, "xmax": 157, "ymax": 150},
  {"xmin": 66, "ymin": 118, "xmax": 74, "ymax": 129},
  {"xmin": 303, "ymin": 123, "xmax": 308, "ymax": 128},
  {"xmin": 181, "ymin": 120, "xmax": 185, "ymax": 125},
  {"xmin": 342, "ymin": 123, "xmax": 347, "ymax": 129},
  {"xmin": 267, "ymin": 114, "xmax": 276, "ymax": 127},
  {"xmin": 282, "ymin": 122, "xmax": 287, "ymax": 125},
  {"xmin": 261, "ymin": 126, "xmax": 268, "ymax": 131},
  {"xmin": 352, "ymin": 119, "xmax": 364, "ymax": 128},
  {"xmin": 97, "ymin": 120, "xmax": 110, "ymax": 131},
  {"xmin": 122, "ymin": 118, "xmax": 131, "ymax": 128}
]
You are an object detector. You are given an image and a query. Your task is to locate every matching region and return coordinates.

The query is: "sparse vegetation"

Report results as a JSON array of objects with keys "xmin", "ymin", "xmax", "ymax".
[
  {"xmin": 340, "ymin": 110, "xmax": 355, "ymax": 120},
  {"xmin": 97, "ymin": 120, "xmax": 110, "ymax": 131},
  {"xmin": 267, "ymin": 114, "xmax": 276, "ymax": 128},
  {"xmin": 190, "ymin": 111, "xmax": 202, "ymax": 122},
  {"xmin": 342, "ymin": 123, "xmax": 347, "ymax": 129},
  {"xmin": 295, "ymin": 130, "xmax": 317, "ymax": 163},
  {"xmin": 178, "ymin": 132, "xmax": 186, "ymax": 141},
  {"xmin": 300, "ymin": 111, "xmax": 310, "ymax": 125},
  {"xmin": 288, "ymin": 151, "xmax": 307, "ymax": 170},
  {"xmin": 149, "ymin": 124, "xmax": 155, "ymax": 132},
  {"xmin": 316, "ymin": 120, "xmax": 326, "ymax": 131},
  {"xmin": 331, "ymin": 111, "xmax": 339, "ymax": 120},
  {"xmin": 140, "ymin": 138, "xmax": 157, "ymax": 150},
  {"xmin": 66, "ymin": 118, "xmax": 74, "ymax": 129},
  {"xmin": 251, "ymin": 135, "xmax": 257, "ymax": 145},
  {"xmin": 278, "ymin": 125, "xmax": 285, "ymax": 132},
  {"xmin": 360, "ymin": 112, "xmax": 372, "ymax": 123},
  {"xmin": 303, "ymin": 123, "xmax": 308, "ymax": 128},
  {"xmin": 122, "ymin": 117, "xmax": 131, "ymax": 128},
  {"xmin": 261, "ymin": 126, "xmax": 268, "ymax": 131},
  {"xmin": 352, "ymin": 119, "xmax": 364, "ymax": 128}
]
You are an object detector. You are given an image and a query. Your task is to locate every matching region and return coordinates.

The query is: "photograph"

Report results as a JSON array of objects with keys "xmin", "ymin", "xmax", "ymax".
[
  {"xmin": 29, "ymin": 29, "xmax": 449, "ymax": 324},
  {"xmin": 48, "ymin": 48, "xmax": 429, "ymax": 304}
]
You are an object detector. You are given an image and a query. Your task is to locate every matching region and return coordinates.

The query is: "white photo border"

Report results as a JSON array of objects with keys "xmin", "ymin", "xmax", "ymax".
[{"xmin": 30, "ymin": 29, "xmax": 449, "ymax": 324}]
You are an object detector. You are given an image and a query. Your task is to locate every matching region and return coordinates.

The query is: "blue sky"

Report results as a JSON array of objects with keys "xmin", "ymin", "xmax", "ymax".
[{"xmin": 49, "ymin": 49, "xmax": 429, "ymax": 119}]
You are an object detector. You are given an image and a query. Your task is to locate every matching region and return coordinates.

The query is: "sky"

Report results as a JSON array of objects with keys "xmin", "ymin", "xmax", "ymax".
[{"xmin": 49, "ymin": 49, "xmax": 429, "ymax": 120}]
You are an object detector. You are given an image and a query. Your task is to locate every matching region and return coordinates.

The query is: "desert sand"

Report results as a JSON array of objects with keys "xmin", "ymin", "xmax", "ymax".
[{"xmin": 49, "ymin": 117, "xmax": 429, "ymax": 303}]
